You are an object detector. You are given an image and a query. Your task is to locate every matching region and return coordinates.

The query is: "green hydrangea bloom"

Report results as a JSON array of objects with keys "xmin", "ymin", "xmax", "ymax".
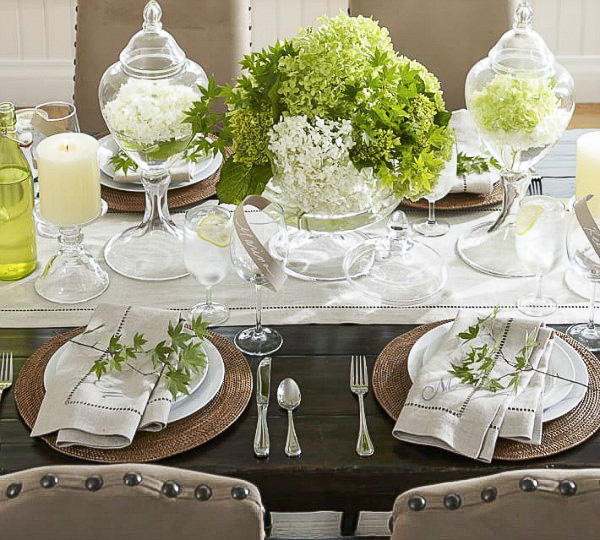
[
  {"xmin": 470, "ymin": 75, "xmax": 559, "ymax": 134},
  {"xmin": 228, "ymin": 107, "xmax": 272, "ymax": 166}
]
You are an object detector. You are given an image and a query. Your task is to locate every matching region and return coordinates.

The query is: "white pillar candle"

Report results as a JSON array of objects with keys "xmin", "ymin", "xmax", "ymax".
[
  {"xmin": 37, "ymin": 133, "xmax": 101, "ymax": 227},
  {"xmin": 576, "ymin": 131, "xmax": 600, "ymax": 217}
]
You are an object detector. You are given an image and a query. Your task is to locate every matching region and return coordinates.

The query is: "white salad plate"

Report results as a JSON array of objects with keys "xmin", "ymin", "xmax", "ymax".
[
  {"xmin": 407, "ymin": 322, "xmax": 588, "ymax": 423},
  {"xmin": 44, "ymin": 338, "xmax": 225, "ymax": 423},
  {"xmin": 97, "ymin": 135, "xmax": 222, "ymax": 193}
]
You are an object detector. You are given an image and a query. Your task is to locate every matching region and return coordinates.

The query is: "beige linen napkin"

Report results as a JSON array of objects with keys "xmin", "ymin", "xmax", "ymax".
[
  {"xmin": 499, "ymin": 333, "xmax": 554, "ymax": 445},
  {"xmin": 393, "ymin": 311, "xmax": 551, "ymax": 462},
  {"xmin": 113, "ymin": 163, "xmax": 190, "ymax": 184},
  {"xmin": 31, "ymin": 304, "xmax": 179, "ymax": 449},
  {"xmin": 449, "ymin": 109, "xmax": 500, "ymax": 194}
]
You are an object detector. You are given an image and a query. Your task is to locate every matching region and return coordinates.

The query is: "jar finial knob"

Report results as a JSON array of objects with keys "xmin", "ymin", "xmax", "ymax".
[
  {"xmin": 143, "ymin": 1, "xmax": 163, "ymax": 31},
  {"xmin": 514, "ymin": 0, "xmax": 533, "ymax": 31}
]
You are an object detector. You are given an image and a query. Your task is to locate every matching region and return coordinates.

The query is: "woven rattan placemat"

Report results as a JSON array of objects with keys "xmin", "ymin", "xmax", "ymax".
[
  {"xmin": 101, "ymin": 148, "xmax": 233, "ymax": 213},
  {"xmin": 15, "ymin": 327, "xmax": 252, "ymax": 463},
  {"xmin": 400, "ymin": 182, "xmax": 502, "ymax": 211},
  {"xmin": 373, "ymin": 321, "xmax": 600, "ymax": 461}
]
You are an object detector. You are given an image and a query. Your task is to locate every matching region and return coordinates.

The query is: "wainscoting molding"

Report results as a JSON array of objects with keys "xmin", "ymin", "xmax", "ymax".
[{"xmin": 0, "ymin": 0, "xmax": 598, "ymax": 105}]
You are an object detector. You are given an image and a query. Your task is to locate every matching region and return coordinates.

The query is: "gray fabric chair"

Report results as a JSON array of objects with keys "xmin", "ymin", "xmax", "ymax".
[
  {"xmin": 74, "ymin": 0, "xmax": 251, "ymax": 134},
  {"xmin": 391, "ymin": 468, "xmax": 600, "ymax": 539},
  {"xmin": 0, "ymin": 464, "xmax": 265, "ymax": 540},
  {"xmin": 349, "ymin": 0, "xmax": 512, "ymax": 110}
]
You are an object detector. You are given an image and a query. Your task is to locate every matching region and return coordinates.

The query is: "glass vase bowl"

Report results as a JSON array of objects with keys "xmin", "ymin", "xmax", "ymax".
[
  {"xmin": 456, "ymin": 0, "xmax": 575, "ymax": 277},
  {"xmin": 98, "ymin": 1, "xmax": 207, "ymax": 281},
  {"xmin": 262, "ymin": 180, "xmax": 400, "ymax": 281}
]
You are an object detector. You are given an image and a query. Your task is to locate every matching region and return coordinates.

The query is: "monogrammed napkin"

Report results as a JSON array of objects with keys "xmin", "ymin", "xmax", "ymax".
[
  {"xmin": 393, "ymin": 311, "xmax": 552, "ymax": 462},
  {"xmin": 31, "ymin": 304, "xmax": 179, "ymax": 449},
  {"xmin": 499, "ymin": 333, "xmax": 554, "ymax": 445},
  {"xmin": 449, "ymin": 109, "xmax": 500, "ymax": 194}
]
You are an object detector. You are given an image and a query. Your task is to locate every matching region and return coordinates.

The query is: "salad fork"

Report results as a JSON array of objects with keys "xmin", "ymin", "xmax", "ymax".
[
  {"xmin": 350, "ymin": 355, "xmax": 374, "ymax": 457},
  {"xmin": 0, "ymin": 352, "xmax": 13, "ymax": 402}
]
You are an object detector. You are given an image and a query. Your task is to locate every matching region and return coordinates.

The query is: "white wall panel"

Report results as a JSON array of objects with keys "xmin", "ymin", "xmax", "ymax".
[{"xmin": 1, "ymin": 0, "xmax": 599, "ymax": 106}]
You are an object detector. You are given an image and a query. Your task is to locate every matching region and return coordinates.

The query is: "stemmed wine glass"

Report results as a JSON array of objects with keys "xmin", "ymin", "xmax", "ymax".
[
  {"xmin": 230, "ymin": 201, "xmax": 288, "ymax": 355},
  {"xmin": 566, "ymin": 197, "xmax": 600, "ymax": 351},
  {"xmin": 514, "ymin": 196, "xmax": 565, "ymax": 316},
  {"xmin": 413, "ymin": 172, "xmax": 454, "ymax": 237},
  {"xmin": 184, "ymin": 205, "xmax": 232, "ymax": 326},
  {"xmin": 31, "ymin": 101, "xmax": 80, "ymax": 239}
]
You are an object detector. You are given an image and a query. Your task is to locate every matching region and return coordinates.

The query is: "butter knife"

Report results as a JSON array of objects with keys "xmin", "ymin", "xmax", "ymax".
[{"xmin": 254, "ymin": 357, "xmax": 271, "ymax": 457}]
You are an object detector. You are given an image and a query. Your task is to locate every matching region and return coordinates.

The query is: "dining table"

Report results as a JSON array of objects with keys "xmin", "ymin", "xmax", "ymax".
[{"xmin": 0, "ymin": 130, "xmax": 596, "ymax": 538}]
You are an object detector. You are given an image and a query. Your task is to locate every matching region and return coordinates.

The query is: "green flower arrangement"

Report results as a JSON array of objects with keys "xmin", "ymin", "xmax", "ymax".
[
  {"xmin": 470, "ymin": 75, "xmax": 568, "ymax": 151},
  {"xmin": 184, "ymin": 13, "xmax": 455, "ymax": 206}
]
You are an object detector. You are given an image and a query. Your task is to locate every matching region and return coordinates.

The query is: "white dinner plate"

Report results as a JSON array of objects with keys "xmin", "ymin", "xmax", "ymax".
[
  {"xmin": 407, "ymin": 322, "xmax": 588, "ymax": 422},
  {"xmin": 44, "ymin": 338, "xmax": 219, "ymax": 416},
  {"xmin": 97, "ymin": 135, "xmax": 222, "ymax": 193}
]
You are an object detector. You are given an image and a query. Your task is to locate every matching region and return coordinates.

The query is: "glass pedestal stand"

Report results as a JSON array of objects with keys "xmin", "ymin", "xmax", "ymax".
[
  {"xmin": 104, "ymin": 169, "xmax": 188, "ymax": 281},
  {"xmin": 35, "ymin": 201, "xmax": 109, "ymax": 304},
  {"xmin": 456, "ymin": 172, "xmax": 534, "ymax": 277},
  {"xmin": 284, "ymin": 229, "xmax": 368, "ymax": 282}
]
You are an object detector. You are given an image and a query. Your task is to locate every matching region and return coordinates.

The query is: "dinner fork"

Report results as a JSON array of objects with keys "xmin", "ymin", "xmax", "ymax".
[
  {"xmin": 0, "ymin": 352, "xmax": 13, "ymax": 402},
  {"xmin": 528, "ymin": 176, "xmax": 544, "ymax": 196},
  {"xmin": 350, "ymin": 355, "xmax": 374, "ymax": 457}
]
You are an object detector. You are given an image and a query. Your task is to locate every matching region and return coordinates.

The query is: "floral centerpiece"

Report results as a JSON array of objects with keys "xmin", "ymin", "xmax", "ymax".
[{"xmin": 185, "ymin": 13, "xmax": 454, "ymax": 215}]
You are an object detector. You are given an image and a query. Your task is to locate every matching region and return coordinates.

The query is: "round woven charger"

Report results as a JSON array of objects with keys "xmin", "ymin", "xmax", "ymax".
[
  {"xmin": 15, "ymin": 328, "xmax": 252, "ymax": 463},
  {"xmin": 373, "ymin": 321, "xmax": 600, "ymax": 461},
  {"xmin": 101, "ymin": 148, "xmax": 233, "ymax": 213},
  {"xmin": 400, "ymin": 182, "xmax": 502, "ymax": 211}
]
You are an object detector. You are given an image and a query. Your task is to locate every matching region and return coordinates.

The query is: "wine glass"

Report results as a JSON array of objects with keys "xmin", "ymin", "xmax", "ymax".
[
  {"xmin": 413, "ymin": 172, "xmax": 454, "ymax": 237},
  {"xmin": 230, "ymin": 201, "xmax": 288, "ymax": 355},
  {"xmin": 31, "ymin": 102, "xmax": 80, "ymax": 239},
  {"xmin": 184, "ymin": 205, "xmax": 231, "ymax": 326},
  {"xmin": 514, "ymin": 196, "xmax": 565, "ymax": 316},
  {"xmin": 566, "ymin": 198, "xmax": 600, "ymax": 351}
]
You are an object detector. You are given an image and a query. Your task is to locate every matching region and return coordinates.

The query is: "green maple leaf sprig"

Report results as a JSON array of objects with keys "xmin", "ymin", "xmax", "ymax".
[
  {"xmin": 449, "ymin": 307, "xmax": 539, "ymax": 394},
  {"xmin": 109, "ymin": 151, "xmax": 137, "ymax": 176},
  {"xmin": 83, "ymin": 316, "xmax": 209, "ymax": 399},
  {"xmin": 456, "ymin": 151, "xmax": 500, "ymax": 177}
]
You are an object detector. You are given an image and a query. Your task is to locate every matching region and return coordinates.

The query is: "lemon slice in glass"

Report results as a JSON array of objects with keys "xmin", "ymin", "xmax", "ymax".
[
  {"xmin": 516, "ymin": 204, "xmax": 545, "ymax": 236},
  {"xmin": 196, "ymin": 214, "xmax": 230, "ymax": 247}
]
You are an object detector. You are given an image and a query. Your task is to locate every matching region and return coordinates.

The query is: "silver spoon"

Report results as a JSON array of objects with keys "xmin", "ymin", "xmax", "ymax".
[{"xmin": 277, "ymin": 378, "xmax": 301, "ymax": 457}]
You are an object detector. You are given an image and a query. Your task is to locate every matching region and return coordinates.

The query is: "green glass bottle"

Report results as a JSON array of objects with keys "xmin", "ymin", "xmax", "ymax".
[{"xmin": 0, "ymin": 102, "xmax": 37, "ymax": 280}]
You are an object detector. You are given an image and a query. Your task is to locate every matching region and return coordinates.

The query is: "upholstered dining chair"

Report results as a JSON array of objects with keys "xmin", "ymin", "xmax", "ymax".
[
  {"xmin": 391, "ymin": 468, "xmax": 599, "ymax": 539},
  {"xmin": 349, "ymin": 0, "xmax": 512, "ymax": 111},
  {"xmin": 0, "ymin": 464, "xmax": 265, "ymax": 540},
  {"xmin": 74, "ymin": 0, "xmax": 251, "ymax": 134}
]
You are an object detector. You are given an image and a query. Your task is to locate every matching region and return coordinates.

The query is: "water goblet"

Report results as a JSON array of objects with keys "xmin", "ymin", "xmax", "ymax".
[
  {"xmin": 32, "ymin": 102, "xmax": 80, "ymax": 239},
  {"xmin": 230, "ymin": 201, "xmax": 288, "ymax": 355},
  {"xmin": 566, "ymin": 198, "xmax": 600, "ymax": 351},
  {"xmin": 514, "ymin": 196, "xmax": 565, "ymax": 316},
  {"xmin": 413, "ymin": 171, "xmax": 454, "ymax": 237},
  {"xmin": 184, "ymin": 205, "xmax": 232, "ymax": 326}
]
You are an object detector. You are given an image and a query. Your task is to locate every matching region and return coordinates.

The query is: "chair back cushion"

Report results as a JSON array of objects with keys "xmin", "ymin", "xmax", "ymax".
[
  {"xmin": 0, "ymin": 464, "xmax": 264, "ymax": 540},
  {"xmin": 74, "ymin": 0, "xmax": 251, "ymax": 133},
  {"xmin": 349, "ymin": 0, "xmax": 512, "ymax": 110},
  {"xmin": 392, "ymin": 468, "xmax": 600, "ymax": 540}
]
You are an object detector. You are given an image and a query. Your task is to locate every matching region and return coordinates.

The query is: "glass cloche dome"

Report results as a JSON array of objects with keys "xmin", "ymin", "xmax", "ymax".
[
  {"xmin": 456, "ymin": 0, "xmax": 575, "ymax": 278},
  {"xmin": 99, "ymin": 0, "xmax": 208, "ymax": 280}
]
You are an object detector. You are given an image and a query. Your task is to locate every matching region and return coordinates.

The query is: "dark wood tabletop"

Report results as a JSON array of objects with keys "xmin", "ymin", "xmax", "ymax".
[
  {"xmin": 0, "ymin": 132, "xmax": 591, "ymax": 536},
  {"xmin": 2, "ymin": 323, "xmax": 600, "ymax": 536}
]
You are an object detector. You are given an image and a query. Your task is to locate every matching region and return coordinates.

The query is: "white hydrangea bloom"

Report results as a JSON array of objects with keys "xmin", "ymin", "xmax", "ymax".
[
  {"xmin": 102, "ymin": 79, "xmax": 197, "ymax": 147},
  {"xmin": 268, "ymin": 115, "xmax": 383, "ymax": 215}
]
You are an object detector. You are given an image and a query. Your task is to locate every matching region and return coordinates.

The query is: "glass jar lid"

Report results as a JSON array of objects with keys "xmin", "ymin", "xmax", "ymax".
[
  {"xmin": 488, "ymin": 0, "xmax": 554, "ymax": 78},
  {"xmin": 119, "ymin": 0, "xmax": 186, "ymax": 78},
  {"xmin": 343, "ymin": 211, "xmax": 447, "ymax": 305}
]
